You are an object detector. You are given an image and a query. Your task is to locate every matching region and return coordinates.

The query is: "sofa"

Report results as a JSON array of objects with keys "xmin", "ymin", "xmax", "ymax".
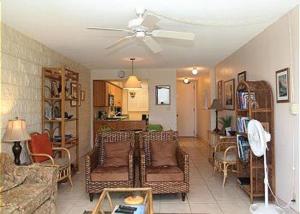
[{"xmin": 0, "ymin": 153, "xmax": 58, "ymax": 214}]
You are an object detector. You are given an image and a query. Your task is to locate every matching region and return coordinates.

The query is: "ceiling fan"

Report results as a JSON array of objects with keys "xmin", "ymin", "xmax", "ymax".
[{"xmin": 87, "ymin": 7, "xmax": 195, "ymax": 53}]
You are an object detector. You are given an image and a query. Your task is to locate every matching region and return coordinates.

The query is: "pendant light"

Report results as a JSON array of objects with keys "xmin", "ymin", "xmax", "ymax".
[{"xmin": 124, "ymin": 58, "xmax": 142, "ymax": 89}]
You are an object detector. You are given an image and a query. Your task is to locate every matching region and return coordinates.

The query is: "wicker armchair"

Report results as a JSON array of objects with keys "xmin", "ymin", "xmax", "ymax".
[
  {"xmin": 139, "ymin": 131, "xmax": 189, "ymax": 201},
  {"xmin": 85, "ymin": 131, "xmax": 135, "ymax": 201}
]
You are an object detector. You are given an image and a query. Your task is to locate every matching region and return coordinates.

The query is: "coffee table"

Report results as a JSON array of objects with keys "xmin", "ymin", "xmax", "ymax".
[{"xmin": 90, "ymin": 187, "xmax": 153, "ymax": 214}]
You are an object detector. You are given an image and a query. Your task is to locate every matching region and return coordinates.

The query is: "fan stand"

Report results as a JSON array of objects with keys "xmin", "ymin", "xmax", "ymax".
[{"xmin": 249, "ymin": 150, "xmax": 284, "ymax": 214}]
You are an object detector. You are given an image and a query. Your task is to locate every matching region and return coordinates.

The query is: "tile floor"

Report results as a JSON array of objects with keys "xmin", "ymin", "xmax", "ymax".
[{"xmin": 56, "ymin": 138, "xmax": 255, "ymax": 213}]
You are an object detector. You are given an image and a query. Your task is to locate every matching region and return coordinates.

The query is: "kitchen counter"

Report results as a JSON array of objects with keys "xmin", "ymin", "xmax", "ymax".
[{"xmin": 93, "ymin": 119, "xmax": 147, "ymax": 143}]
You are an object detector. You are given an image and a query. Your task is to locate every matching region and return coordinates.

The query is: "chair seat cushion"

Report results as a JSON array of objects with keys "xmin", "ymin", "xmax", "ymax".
[
  {"xmin": 91, "ymin": 166, "xmax": 129, "ymax": 182},
  {"xmin": 42, "ymin": 157, "xmax": 69, "ymax": 169},
  {"xmin": 103, "ymin": 142, "xmax": 130, "ymax": 167},
  {"xmin": 1, "ymin": 184, "xmax": 51, "ymax": 213},
  {"xmin": 215, "ymin": 151, "xmax": 237, "ymax": 162},
  {"xmin": 146, "ymin": 166, "xmax": 184, "ymax": 182},
  {"xmin": 151, "ymin": 141, "xmax": 177, "ymax": 167}
]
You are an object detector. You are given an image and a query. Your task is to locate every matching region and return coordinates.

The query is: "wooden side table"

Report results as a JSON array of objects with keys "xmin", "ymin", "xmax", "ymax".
[{"xmin": 91, "ymin": 188, "xmax": 153, "ymax": 214}]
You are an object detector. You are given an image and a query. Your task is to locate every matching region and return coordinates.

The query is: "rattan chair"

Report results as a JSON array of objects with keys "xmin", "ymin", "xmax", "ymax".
[
  {"xmin": 139, "ymin": 131, "xmax": 189, "ymax": 201},
  {"xmin": 213, "ymin": 141, "xmax": 238, "ymax": 187},
  {"xmin": 85, "ymin": 131, "xmax": 135, "ymax": 201}
]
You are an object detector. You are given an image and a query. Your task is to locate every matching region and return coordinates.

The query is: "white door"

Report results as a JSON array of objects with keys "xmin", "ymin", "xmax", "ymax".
[{"xmin": 176, "ymin": 80, "xmax": 196, "ymax": 137}]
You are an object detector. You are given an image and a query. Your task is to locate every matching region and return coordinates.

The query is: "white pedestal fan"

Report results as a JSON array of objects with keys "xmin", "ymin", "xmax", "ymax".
[{"xmin": 247, "ymin": 120, "xmax": 284, "ymax": 214}]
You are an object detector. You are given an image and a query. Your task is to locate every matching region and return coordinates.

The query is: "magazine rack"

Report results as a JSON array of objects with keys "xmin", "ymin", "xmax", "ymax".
[{"xmin": 235, "ymin": 81, "xmax": 274, "ymax": 202}]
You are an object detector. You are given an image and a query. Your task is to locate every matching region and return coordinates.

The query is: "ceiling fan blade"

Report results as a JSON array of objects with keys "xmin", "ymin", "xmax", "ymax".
[
  {"xmin": 142, "ymin": 14, "xmax": 160, "ymax": 29},
  {"xmin": 143, "ymin": 36, "xmax": 162, "ymax": 53},
  {"xmin": 87, "ymin": 27, "xmax": 133, "ymax": 33},
  {"xmin": 152, "ymin": 30, "xmax": 195, "ymax": 40},
  {"xmin": 105, "ymin": 36, "xmax": 134, "ymax": 49}
]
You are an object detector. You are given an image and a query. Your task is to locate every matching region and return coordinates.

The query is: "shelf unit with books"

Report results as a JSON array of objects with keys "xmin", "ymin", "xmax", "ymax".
[
  {"xmin": 42, "ymin": 67, "xmax": 80, "ymax": 170},
  {"xmin": 235, "ymin": 81, "xmax": 275, "ymax": 202}
]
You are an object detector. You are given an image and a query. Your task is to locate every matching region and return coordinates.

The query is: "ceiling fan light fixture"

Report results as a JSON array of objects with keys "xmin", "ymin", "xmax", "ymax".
[
  {"xmin": 136, "ymin": 31, "xmax": 145, "ymax": 38},
  {"xmin": 192, "ymin": 67, "xmax": 198, "ymax": 75}
]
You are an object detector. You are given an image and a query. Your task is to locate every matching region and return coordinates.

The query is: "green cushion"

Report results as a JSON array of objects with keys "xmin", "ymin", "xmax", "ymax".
[{"xmin": 147, "ymin": 124, "xmax": 163, "ymax": 132}]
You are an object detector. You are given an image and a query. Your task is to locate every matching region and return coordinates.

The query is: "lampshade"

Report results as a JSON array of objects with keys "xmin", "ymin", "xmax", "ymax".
[
  {"xmin": 209, "ymin": 99, "xmax": 223, "ymax": 111},
  {"xmin": 124, "ymin": 75, "xmax": 142, "ymax": 88},
  {"xmin": 3, "ymin": 119, "xmax": 30, "ymax": 142}
]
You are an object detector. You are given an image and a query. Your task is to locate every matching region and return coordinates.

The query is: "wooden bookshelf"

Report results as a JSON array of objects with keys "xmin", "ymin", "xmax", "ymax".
[
  {"xmin": 235, "ymin": 81, "xmax": 275, "ymax": 202},
  {"xmin": 42, "ymin": 67, "xmax": 80, "ymax": 170}
]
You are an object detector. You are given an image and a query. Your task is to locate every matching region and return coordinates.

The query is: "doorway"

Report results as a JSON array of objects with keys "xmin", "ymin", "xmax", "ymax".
[{"xmin": 176, "ymin": 80, "xmax": 196, "ymax": 137}]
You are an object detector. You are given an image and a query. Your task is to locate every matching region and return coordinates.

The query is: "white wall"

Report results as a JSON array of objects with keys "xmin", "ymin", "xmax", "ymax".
[
  {"xmin": 215, "ymin": 7, "xmax": 299, "ymax": 211},
  {"xmin": 1, "ymin": 24, "xmax": 92, "ymax": 162},
  {"xmin": 91, "ymin": 68, "xmax": 177, "ymax": 135}
]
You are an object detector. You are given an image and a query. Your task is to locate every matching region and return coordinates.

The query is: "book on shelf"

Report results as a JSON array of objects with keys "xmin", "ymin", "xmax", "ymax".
[
  {"xmin": 237, "ymin": 117, "xmax": 250, "ymax": 133},
  {"xmin": 236, "ymin": 135, "xmax": 250, "ymax": 162},
  {"xmin": 237, "ymin": 92, "xmax": 256, "ymax": 110}
]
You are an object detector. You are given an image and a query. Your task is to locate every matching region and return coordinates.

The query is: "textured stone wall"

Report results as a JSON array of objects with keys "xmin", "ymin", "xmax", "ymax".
[{"xmin": 1, "ymin": 24, "xmax": 91, "ymax": 163}]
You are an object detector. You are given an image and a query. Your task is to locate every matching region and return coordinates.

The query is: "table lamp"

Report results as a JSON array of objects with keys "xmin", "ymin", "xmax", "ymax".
[
  {"xmin": 3, "ymin": 118, "xmax": 30, "ymax": 165},
  {"xmin": 209, "ymin": 99, "xmax": 223, "ymax": 132}
]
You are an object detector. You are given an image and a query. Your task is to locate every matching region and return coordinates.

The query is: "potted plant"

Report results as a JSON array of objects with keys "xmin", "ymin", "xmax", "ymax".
[{"xmin": 219, "ymin": 116, "xmax": 232, "ymax": 136}]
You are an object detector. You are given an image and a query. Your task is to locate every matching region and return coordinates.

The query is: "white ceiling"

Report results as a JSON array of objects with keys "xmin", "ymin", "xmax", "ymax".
[{"xmin": 2, "ymin": 0, "xmax": 299, "ymax": 70}]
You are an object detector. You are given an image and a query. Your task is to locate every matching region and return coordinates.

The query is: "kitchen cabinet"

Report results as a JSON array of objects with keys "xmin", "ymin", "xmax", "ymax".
[
  {"xmin": 93, "ymin": 80, "xmax": 123, "ymax": 107},
  {"xmin": 93, "ymin": 80, "xmax": 108, "ymax": 107},
  {"xmin": 114, "ymin": 87, "xmax": 123, "ymax": 107}
]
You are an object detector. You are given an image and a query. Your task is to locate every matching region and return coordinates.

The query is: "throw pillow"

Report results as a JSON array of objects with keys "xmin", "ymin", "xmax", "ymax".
[
  {"xmin": 151, "ymin": 141, "xmax": 178, "ymax": 167},
  {"xmin": 103, "ymin": 142, "xmax": 131, "ymax": 167}
]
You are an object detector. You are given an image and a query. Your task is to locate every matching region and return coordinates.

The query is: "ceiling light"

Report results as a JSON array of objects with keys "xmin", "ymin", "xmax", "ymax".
[
  {"xmin": 192, "ymin": 67, "xmax": 198, "ymax": 75},
  {"xmin": 124, "ymin": 58, "xmax": 142, "ymax": 89},
  {"xmin": 183, "ymin": 78, "xmax": 190, "ymax": 84}
]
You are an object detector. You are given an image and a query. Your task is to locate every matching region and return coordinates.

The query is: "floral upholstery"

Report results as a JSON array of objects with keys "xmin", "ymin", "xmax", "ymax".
[{"xmin": 0, "ymin": 153, "xmax": 58, "ymax": 214}]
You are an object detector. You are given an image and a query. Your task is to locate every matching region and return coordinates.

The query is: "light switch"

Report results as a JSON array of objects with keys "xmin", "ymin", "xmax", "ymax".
[{"xmin": 290, "ymin": 103, "xmax": 299, "ymax": 115}]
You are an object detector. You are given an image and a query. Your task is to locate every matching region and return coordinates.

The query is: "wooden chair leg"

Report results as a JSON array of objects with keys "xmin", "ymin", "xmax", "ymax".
[{"xmin": 223, "ymin": 163, "xmax": 228, "ymax": 187}]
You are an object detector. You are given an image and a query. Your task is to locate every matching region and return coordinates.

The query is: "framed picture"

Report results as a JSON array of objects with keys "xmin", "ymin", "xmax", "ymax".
[
  {"xmin": 238, "ymin": 71, "xmax": 247, "ymax": 82},
  {"xmin": 217, "ymin": 80, "xmax": 223, "ymax": 107},
  {"xmin": 276, "ymin": 68, "xmax": 290, "ymax": 103},
  {"xmin": 224, "ymin": 79, "xmax": 235, "ymax": 110},
  {"xmin": 81, "ymin": 90, "xmax": 85, "ymax": 101},
  {"xmin": 71, "ymin": 83, "xmax": 81, "ymax": 107},
  {"xmin": 156, "ymin": 85, "xmax": 170, "ymax": 105}
]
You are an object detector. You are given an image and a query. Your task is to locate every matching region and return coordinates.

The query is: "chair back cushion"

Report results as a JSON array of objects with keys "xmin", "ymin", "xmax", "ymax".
[
  {"xmin": 29, "ymin": 133, "xmax": 53, "ymax": 162},
  {"xmin": 140, "ymin": 131, "xmax": 178, "ymax": 166},
  {"xmin": 151, "ymin": 141, "xmax": 177, "ymax": 167},
  {"xmin": 96, "ymin": 131, "xmax": 135, "ymax": 166},
  {"xmin": 103, "ymin": 141, "xmax": 131, "ymax": 167}
]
